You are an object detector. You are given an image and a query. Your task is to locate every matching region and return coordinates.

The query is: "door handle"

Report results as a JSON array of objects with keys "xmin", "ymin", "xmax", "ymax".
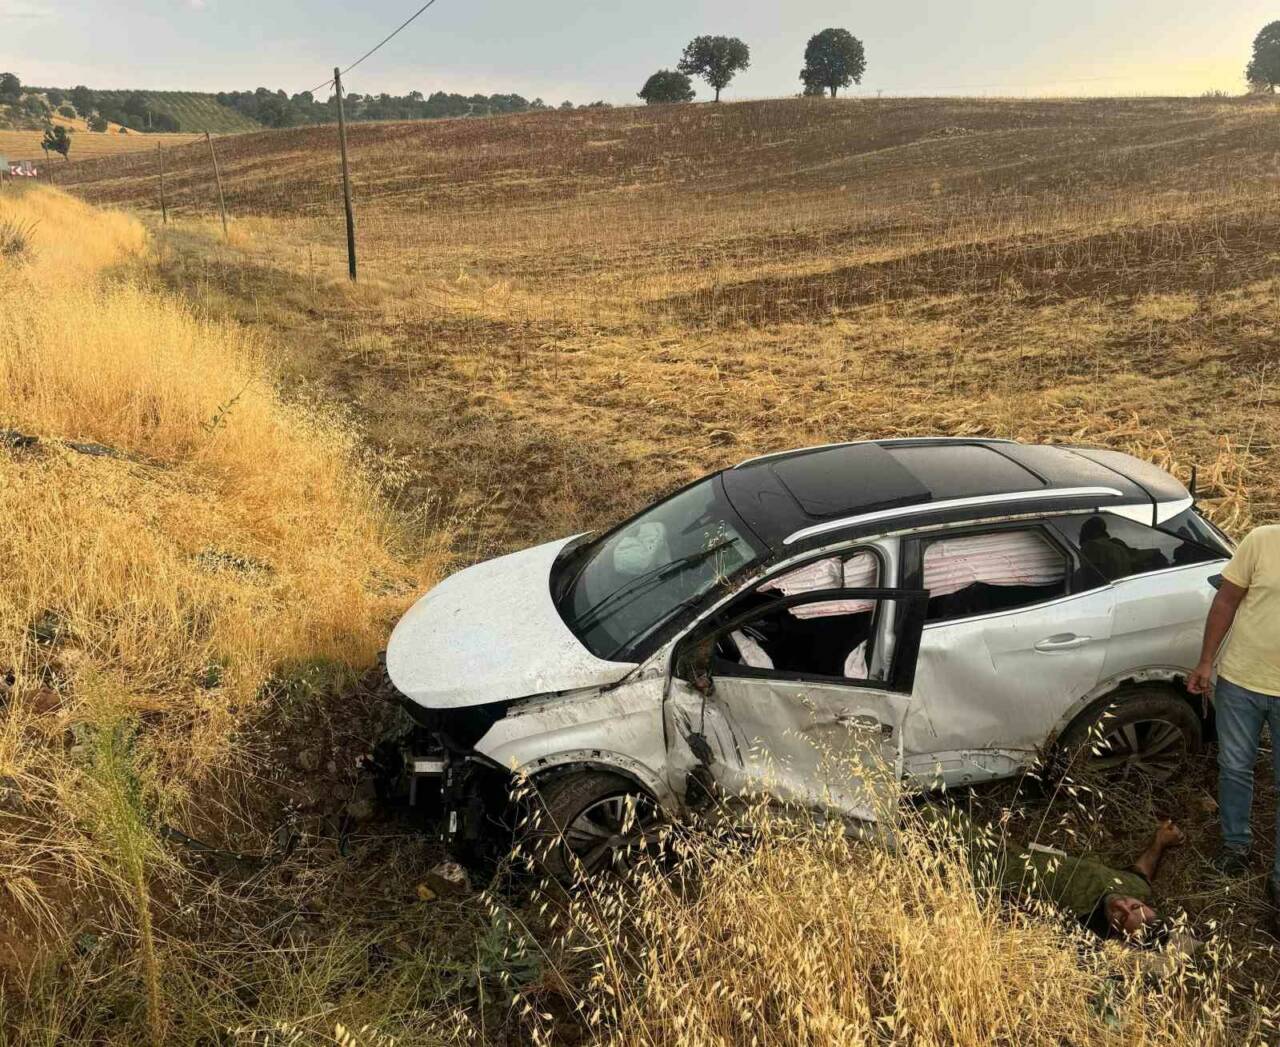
[
  {"xmin": 836, "ymin": 713, "xmax": 893, "ymax": 736},
  {"xmin": 1034, "ymin": 634, "xmax": 1092, "ymax": 652}
]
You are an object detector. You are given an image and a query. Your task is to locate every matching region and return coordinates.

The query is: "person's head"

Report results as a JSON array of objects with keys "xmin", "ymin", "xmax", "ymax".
[
  {"xmin": 1080, "ymin": 516, "xmax": 1110, "ymax": 543},
  {"xmin": 1105, "ymin": 894, "xmax": 1162, "ymax": 939}
]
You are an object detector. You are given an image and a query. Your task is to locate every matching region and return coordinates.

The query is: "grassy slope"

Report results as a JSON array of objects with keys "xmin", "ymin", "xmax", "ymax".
[{"xmin": 0, "ymin": 186, "xmax": 454, "ymax": 1041}]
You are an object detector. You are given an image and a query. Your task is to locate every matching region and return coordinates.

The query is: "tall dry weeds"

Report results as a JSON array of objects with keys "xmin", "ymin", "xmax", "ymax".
[
  {"xmin": 0, "ymin": 185, "xmax": 438, "ymax": 1040},
  {"xmin": 500, "ymin": 794, "xmax": 1275, "ymax": 1046}
]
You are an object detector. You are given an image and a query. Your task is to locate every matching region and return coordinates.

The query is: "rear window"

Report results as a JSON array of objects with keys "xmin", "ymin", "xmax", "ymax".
[{"xmin": 1055, "ymin": 512, "xmax": 1225, "ymax": 583}]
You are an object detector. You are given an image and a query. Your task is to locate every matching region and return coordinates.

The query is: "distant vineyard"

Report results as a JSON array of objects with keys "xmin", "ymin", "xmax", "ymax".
[{"xmin": 92, "ymin": 91, "xmax": 260, "ymax": 133}]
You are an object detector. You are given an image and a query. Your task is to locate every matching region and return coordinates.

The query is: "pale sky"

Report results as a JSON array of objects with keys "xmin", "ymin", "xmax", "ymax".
[{"xmin": 1, "ymin": 1, "xmax": 1271, "ymax": 104}]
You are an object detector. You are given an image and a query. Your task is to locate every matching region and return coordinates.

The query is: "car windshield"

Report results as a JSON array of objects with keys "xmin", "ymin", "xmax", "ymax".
[{"xmin": 556, "ymin": 477, "xmax": 765, "ymax": 660}]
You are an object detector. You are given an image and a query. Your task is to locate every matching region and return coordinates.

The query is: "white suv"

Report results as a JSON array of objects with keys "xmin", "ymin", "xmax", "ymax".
[{"xmin": 387, "ymin": 438, "xmax": 1231, "ymax": 874}]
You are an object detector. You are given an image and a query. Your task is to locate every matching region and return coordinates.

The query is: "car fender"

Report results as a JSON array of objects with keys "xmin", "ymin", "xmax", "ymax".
[
  {"xmin": 473, "ymin": 676, "xmax": 678, "ymax": 811},
  {"xmin": 520, "ymin": 750, "xmax": 678, "ymax": 812},
  {"xmin": 1046, "ymin": 665, "xmax": 1195, "ymax": 744}
]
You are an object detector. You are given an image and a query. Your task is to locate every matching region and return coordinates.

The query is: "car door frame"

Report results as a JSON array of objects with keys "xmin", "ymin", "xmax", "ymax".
[
  {"xmin": 663, "ymin": 580, "xmax": 929, "ymax": 819},
  {"xmin": 896, "ymin": 516, "xmax": 1116, "ymax": 785}
]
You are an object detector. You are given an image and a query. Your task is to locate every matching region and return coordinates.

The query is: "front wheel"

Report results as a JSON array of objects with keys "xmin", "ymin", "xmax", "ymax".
[
  {"xmin": 526, "ymin": 770, "xmax": 662, "ymax": 884},
  {"xmin": 1055, "ymin": 685, "xmax": 1202, "ymax": 784}
]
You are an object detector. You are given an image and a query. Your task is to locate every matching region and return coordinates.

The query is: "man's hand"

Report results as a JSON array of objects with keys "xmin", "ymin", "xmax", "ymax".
[
  {"xmin": 1155, "ymin": 819, "xmax": 1186, "ymax": 849},
  {"xmin": 1186, "ymin": 661, "xmax": 1214, "ymax": 697}
]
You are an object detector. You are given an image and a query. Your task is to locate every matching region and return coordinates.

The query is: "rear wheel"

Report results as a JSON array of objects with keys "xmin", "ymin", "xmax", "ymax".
[
  {"xmin": 1056, "ymin": 685, "xmax": 1202, "ymax": 784},
  {"xmin": 527, "ymin": 770, "xmax": 662, "ymax": 883}
]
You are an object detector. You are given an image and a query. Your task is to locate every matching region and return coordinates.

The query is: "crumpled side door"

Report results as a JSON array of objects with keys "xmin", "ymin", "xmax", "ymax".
[{"xmin": 664, "ymin": 587, "xmax": 927, "ymax": 822}]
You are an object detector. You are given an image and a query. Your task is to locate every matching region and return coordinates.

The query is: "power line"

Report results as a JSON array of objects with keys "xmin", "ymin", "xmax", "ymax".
[{"xmin": 306, "ymin": 0, "xmax": 443, "ymax": 96}]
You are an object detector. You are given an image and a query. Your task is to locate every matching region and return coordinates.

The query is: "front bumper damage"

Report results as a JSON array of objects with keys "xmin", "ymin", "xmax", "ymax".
[{"xmin": 386, "ymin": 683, "xmax": 517, "ymax": 861}]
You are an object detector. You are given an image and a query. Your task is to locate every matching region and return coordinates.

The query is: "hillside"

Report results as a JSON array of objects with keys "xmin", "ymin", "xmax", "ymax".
[
  {"xmin": 59, "ymin": 94, "xmax": 1280, "ymax": 219},
  {"xmin": 21, "ymin": 95, "xmax": 1280, "ymax": 1041},
  {"xmin": 91, "ymin": 89, "xmax": 261, "ymax": 133}
]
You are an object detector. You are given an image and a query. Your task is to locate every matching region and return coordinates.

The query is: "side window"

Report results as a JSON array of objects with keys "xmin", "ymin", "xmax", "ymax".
[
  {"xmin": 758, "ymin": 549, "xmax": 879, "ymax": 616},
  {"xmin": 715, "ymin": 594, "xmax": 907, "ymax": 684},
  {"xmin": 920, "ymin": 529, "xmax": 1067, "ymax": 622},
  {"xmin": 1055, "ymin": 512, "xmax": 1223, "ymax": 583},
  {"xmin": 713, "ymin": 550, "xmax": 885, "ymax": 681}
]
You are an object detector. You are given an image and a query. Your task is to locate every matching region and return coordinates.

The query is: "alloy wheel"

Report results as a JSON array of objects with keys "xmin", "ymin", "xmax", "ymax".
[
  {"xmin": 1085, "ymin": 718, "xmax": 1187, "ymax": 781},
  {"xmin": 561, "ymin": 792, "xmax": 662, "ymax": 874}
]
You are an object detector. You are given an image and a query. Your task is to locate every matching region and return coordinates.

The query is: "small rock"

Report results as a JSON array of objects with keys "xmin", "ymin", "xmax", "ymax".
[
  {"xmin": 423, "ymin": 860, "xmax": 471, "ymax": 897},
  {"xmin": 295, "ymin": 748, "xmax": 320, "ymax": 772},
  {"xmin": 325, "ymin": 760, "xmax": 338, "ymax": 775},
  {"xmin": 31, "ymin": 688, "xmax": 62, "ymax": 715}
]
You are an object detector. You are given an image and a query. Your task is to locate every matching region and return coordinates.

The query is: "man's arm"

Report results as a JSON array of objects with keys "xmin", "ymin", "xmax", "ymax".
[
  {"xmin": 1187, "ymin": 579, "xmax": 1248, "ymax": 695},
  {"xmin": 1131, "ymin": 819, "xmax": 1185, "ymax": 882}
]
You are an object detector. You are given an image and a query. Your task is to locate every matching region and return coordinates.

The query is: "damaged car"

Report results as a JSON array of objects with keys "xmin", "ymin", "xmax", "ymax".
[{"xmin": 386, "ymin": 438, "xmax": 1232, "ymax": 877}]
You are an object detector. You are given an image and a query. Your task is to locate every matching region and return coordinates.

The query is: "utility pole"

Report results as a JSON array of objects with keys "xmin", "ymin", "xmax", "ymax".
[
  {"xmin": 334, "ymin": 67, "xmax": 358, "ymax": 282},
  {"xmin": 205, "ymin": 131, "xmax": 229, "ymax": 241},
  {"xmin": 157, "ymin": 144, "xmax": 168, "ymax": 225}
]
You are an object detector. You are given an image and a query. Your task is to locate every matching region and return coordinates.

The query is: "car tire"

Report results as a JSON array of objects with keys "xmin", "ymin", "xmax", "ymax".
[
  {"xmin": 526, "ymin": 770, "xmax": 662, "ymax": 884},
  {"xmin": 1055, "ymin": 684, "xmax": 1202, "ymax": 784}
]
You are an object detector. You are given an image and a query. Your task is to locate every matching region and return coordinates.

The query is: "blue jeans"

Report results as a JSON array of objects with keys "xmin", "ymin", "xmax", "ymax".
[{"xmin": 1216, "ymin": 676, "xmax": 1280, "ymax": 886}]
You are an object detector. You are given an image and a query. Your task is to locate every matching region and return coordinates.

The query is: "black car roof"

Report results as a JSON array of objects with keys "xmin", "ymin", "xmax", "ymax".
[{"xmin": 721, "ymin": 438, "xmax": 1185, "ymax": 552}]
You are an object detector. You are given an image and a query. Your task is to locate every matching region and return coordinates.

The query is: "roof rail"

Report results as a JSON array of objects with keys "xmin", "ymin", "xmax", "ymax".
[{"xmin": 782, "ymin": 486, "xmax": 1125, "ymax": 545}]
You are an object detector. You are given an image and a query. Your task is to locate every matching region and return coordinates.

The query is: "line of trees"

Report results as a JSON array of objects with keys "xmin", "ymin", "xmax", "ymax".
[
  {"xmin": 2, "ymin": 70, "xmax": 611, "ymax": 138},
  {"xmin": 639, "ymin": 29, "xmax": 867, "ymax": 105},
  {"xmin": 214, "ymin": 88, "xmax": 612, "ymax": 128}
]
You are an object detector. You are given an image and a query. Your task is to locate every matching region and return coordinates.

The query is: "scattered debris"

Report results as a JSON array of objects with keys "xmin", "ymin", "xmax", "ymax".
[
  {"xmin": 65, "ymin": 440, "xmax": 124, "ymax": 459},
  {"xmin": 194, "ymin": 549, "xmax": 272, "ymax": 574},
  {"xmin": 0, "ymin": 429, "xmax": 39, "ymax": 452},
  {"xmin": 924, "ymin": 125, "xmax": 975, "ymax": 139},
  {"xmin": 28, "ymin": 610, "xmax": 66, "ymax": 646}
]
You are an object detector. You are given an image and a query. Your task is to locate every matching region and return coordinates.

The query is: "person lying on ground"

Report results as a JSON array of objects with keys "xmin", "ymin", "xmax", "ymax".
[{"xmin": 918, "ymin": 804, "xmax": 1189, "ymax": 946}]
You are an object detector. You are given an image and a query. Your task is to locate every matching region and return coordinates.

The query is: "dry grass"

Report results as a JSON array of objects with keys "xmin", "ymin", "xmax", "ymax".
[
  {"xmin": 16, "ymin": 96, "xmax": 1280, "ymax": 1042},
  {"xmin": 0, "ymin": 185, "xmax": 452, "ymax": 1041},
  {"xmin": 500, "ymin": 795, "xmax": 1276, "ymax": 1046},
  {"xmin": 0, "ymin": 129, "xmax": 204, "ymax": 165}
]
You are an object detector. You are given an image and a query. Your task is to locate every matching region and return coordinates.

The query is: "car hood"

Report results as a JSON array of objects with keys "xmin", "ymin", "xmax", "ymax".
[{"xmin": 386, "ymin": 535, "xmax": 638, "ymax": 710}]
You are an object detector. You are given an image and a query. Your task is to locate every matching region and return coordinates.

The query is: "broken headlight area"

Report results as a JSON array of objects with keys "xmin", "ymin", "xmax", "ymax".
[{"xmin": 383, "ymin": 686, "xmax": 520, "ymax": 862}]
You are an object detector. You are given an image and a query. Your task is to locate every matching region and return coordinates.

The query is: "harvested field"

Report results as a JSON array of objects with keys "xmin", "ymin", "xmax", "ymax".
[
  {"xmin": 0, "ymin": 128, "xmax": 205, "ymax": 164},
  {"xmin": 21, "ymin": 94, "xmax": 1280, "ymax": 1042}
]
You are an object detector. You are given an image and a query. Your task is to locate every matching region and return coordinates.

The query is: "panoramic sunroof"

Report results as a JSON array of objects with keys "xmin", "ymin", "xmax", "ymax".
[
  {"xmin": 886, "ymin": 444, "xmax": 1044, "ymax": 499},
  {"xmin": 769, "ymin": 443, "xmax": 931, "ymax": 518}
]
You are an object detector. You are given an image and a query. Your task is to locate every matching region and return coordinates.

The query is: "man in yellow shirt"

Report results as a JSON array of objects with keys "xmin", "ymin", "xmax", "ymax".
[{"xmin": 1187, "ymin": 524, "xmax": 1280, "ymax": 920}]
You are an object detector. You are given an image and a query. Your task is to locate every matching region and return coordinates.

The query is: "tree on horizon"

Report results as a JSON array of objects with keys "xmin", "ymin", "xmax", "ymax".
[
  {"xmin": 0, "ymin": 72, "xmax": 21, "ymax": 103},
  {"xmin": 677, "ymin": 36, "xmax": 750, "ymax": 102},
  {"xmin": 1246, "ymin": 21, "xmax": 1280, "ymax": 92},
  {"xmin": 800, "ymin": 29, "xmax": 866, "ymax": 98},
  {"xmin": 638, "ymin": 70, "xmax": 695, "ymax": 104}
]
